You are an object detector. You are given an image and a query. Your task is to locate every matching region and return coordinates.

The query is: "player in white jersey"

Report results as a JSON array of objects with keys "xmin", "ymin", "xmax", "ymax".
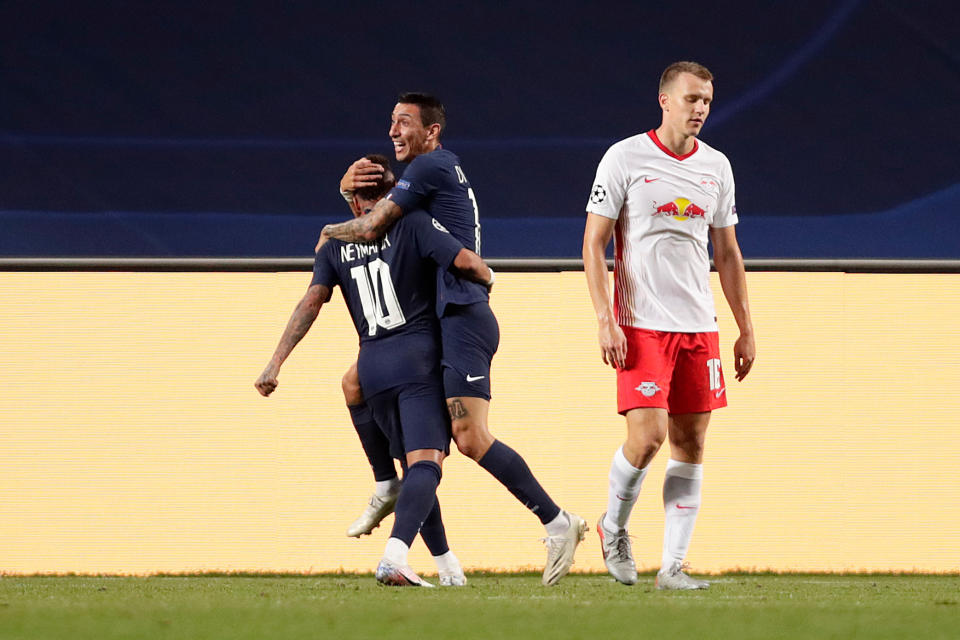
[{"xmin": 582, "ymin": 61, "xmax": 756, "ymax": 589}]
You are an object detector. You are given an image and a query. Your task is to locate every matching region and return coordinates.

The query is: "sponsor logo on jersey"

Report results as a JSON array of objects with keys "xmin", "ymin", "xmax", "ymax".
[
  {"xmin": 590, "ymin": 184, "xmax": 607, "ymax": 204},
  {"xmin": 636, "ymin": 381, "xmax": 660, "ymax": 397},
  {"xmin": 432, "ymin": 218, "xmax": 449, "ymax": 233},
  {"xmin": 396, "ymin": 179, "xmax": 412, "ymax": 190},
  {"xmin": 652, "ymin": 197, "xmax": 707, "ymax": 221},
  {"xmin": 466, "ymin": 374, "xmax": 485, "ymax": 382}
]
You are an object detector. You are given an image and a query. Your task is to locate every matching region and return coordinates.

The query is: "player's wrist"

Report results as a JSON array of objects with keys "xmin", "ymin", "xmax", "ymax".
[
  {"xmin": 597, "ymin": 313, "xmax": 617, "ymax": 328},
  {"xmin": 484, "ymin": 268, "xmax": 495, "ymax": 288},
  {"xmin": 339, "ymin": 187, "xmax": 354, "ymax": 204}
]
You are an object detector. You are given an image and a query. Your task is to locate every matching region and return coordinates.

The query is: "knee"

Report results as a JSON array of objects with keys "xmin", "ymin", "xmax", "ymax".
[
  {"xmin": 341, "ymin": 371, "xmax": 363, "ymax": 406},
  {"xmin": 625, "ymin": 430, "xmax": 666, "ymax": 467},
  {"xmin": 451, "ymin": 419, "xmax": 492, "ymax": 461}
]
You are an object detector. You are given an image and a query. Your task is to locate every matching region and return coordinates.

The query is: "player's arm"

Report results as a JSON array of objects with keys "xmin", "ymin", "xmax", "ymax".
[
  {"xmin": 320, "ymin": 197, "xmax": 403, "ymax": 246},
  {"xmin": 451, "ymin": 248, "xmax": 494, "ymax": 289},
  {"xmin": 255, "ymin": 283, "xmax": 332, "ymax": 397},
  {"xmin": 583, "ymin": 212, "xmax": 626, "ymax": 369},
  {"xmin": 711, "ymin": 225, "xmax": 755, "ymax": 381},
  {"xmin": 409, "ymin": 211, "xmax": 494, "ymax": 289}
]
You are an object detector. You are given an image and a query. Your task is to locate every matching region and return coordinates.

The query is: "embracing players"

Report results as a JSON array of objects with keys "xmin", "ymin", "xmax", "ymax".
[
  {"xmin": 583, "ymin": 61, "xmax": 756, "ymax": 589},
  {"xmin": 319, "ymin": 93, "xmax": 586, "ymax": 586}
]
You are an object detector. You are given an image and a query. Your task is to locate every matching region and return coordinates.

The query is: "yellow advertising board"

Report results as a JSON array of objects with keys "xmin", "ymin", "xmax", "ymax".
[{"xmin": 1, "ymin": 271, "xmax": 958, "ymax": 574}]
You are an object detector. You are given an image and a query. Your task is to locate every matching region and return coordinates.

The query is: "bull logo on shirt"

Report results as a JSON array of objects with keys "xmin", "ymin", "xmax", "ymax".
[{"xmin": 652, "ymin": 197, "xmax": 707, "ymax": 221}]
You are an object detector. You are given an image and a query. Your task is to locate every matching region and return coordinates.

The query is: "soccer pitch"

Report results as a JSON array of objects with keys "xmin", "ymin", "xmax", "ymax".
[{"xmin": 1, "ymin": 573, "xmax": 957, "ymax": 640}]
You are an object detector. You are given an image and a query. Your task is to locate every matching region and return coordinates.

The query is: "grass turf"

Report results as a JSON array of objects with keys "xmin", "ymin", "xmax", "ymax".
[{"xmin": 1, "ymin": 573, "xmax": 958, "ymax": 639}]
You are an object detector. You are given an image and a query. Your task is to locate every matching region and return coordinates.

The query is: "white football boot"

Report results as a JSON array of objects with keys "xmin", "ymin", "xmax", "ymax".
[
  {"xmin": 596, "ymin": 513, "xmax": 638, "ymax": 585},
  {"xmin": 346, "ymin": 492, "xmax": 398, "ymax": 537},
  {"xmin": 438, "ymin": 567, "xmax": 467, "ymax": 587},
  {"xmin": 655, "ymin": 561, "xmax": 710, "ymax": 590},
  {"xmin": 541, "ymin": 511, "xmax": 588, "ymax": 586},
  {"xmin": 375, "ymin": 559, "xmax": 435, "ymax": 587}
]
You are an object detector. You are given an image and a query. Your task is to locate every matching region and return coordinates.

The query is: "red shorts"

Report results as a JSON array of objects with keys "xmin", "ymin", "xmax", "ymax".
[{"xmin": 616, "ymin": 327, "xmax": 727, "ymax": 415}]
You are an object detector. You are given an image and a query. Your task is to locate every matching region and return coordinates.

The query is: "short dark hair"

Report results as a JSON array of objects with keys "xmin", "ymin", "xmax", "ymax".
[
  {"xmin": 354, "ymin": 153, "xmax": 396, "ymax": 202},
  {"xmin": 397, "ymin": 92, "xmax": 446, "ymax": 136},
  {"xmin": 659, "ymin": 61, "xmax": 714, "ymax": 92}
]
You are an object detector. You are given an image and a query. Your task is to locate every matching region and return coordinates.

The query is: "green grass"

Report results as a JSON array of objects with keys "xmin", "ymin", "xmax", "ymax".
[{"xmin": 1, "ymin": 573, "xmax": 958, "ymax": 639}]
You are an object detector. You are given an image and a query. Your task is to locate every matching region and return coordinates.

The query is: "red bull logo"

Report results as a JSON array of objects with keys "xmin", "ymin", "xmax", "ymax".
[{"xmin": 652, "ymin": 197, "xmax": 707, "ymax": 221}]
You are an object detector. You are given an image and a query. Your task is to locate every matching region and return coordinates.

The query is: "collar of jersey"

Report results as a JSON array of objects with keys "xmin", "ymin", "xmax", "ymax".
[{"xmin": 647, "ymin": 129, "xmax": 699, "ymax": 161}]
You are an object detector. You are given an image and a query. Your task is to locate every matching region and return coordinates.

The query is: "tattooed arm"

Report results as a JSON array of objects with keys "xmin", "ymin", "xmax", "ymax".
[
  {"xmin": 255, "ymin": 283, "xmax": 331, "ymax": 396},
  {"xmin": 319, "ymin": 197, "xmax": 403, "ymax": 247}
]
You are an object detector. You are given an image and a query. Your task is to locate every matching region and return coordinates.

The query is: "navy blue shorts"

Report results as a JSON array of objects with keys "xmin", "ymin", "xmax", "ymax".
[
  {"xmin": 365, "ymin": 379, "xmax": 451, "ymax": 460},
  {"xmin": 440, "ymin": 302, "xmax": 500, "ymax": 400}
]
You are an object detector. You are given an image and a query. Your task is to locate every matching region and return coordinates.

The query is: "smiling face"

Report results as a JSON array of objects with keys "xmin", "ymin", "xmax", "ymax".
[
  {"xmin": 659, "ymin": 72, "xmax": 713, "ymax": 138},
  {"xmin": 389, "ymin": 103, "xmax": 440, "ymax": 162}
]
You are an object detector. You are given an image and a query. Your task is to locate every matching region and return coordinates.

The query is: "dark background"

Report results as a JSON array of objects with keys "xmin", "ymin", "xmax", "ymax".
[{"xmin": 2, "ymin": 0, "xmax": 958, "ymax": 257}]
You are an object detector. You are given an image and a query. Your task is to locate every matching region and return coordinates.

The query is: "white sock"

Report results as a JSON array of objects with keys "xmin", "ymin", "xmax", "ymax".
[
  {"xmin": 604, "ymin": 446, "xmax": 648, "ymax": 532},
  {"xmin": 375, "ymin": 477, "xmax": 401, "ymax": 498},
  {"xmin": 661, "ymin": 458, "xmax": 703, "ymax": 570},
  {"xmin": 433, "ymin": 550, "xmax": 461, "ymax": 574},
  {"xmin": 383, "ymin": 537, "xmax": 409, "ymax": 566},
  {"xmin": 544, "ymin": 510, "xmax": 571, "ymax": 537}
]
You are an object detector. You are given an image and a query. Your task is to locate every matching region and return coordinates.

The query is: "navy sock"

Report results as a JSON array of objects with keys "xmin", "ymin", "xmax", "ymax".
[
  {"xmin": 478, "ymin": 440, "xmax": 561, "ymax": 524},
  {"xmin": 348, "ymin": 403, "xmax": 397, "ymax": 482},
  {"xmin": 390, "ymin": 460, "xmax": 442, "ymax": 547},
  {"xmin": 418, "ymin": 499, "xmax": 449, "ymax": 557}
]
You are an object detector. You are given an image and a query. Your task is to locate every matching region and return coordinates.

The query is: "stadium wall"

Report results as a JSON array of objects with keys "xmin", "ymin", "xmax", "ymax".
[
  {"xmin": 3, "ymin": 1, "xmax": 959, "ymax": 259},
  {"xmin": 2, "ymin": 269, "xmax": 958, "ymax": 575}
]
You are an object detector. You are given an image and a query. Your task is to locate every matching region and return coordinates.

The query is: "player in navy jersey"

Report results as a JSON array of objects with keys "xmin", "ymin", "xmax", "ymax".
[
  {"xmin": 317, "ymin": 93, "xmax": 586, "ymax": 586},
  {"xmin": 255, "ymin": 159, "xmax": 493, "ymax": 586}
]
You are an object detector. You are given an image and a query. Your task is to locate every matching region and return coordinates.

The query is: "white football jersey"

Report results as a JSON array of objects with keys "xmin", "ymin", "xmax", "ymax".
[{"xmin": 586, "ymin": 130, "xmax": 738, "ymax": 332}]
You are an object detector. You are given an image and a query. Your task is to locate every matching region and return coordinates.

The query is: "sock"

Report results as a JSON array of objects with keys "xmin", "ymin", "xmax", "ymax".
[
  {"xmin": 544, "ymin": 510, "xmax": 571, "ymax": 537},
  {"xmin": 348, "ymin": 403, "xmax": 397, "ymax": 482},
  {"xmin": 478, "ymin": 440, "xmax": 561, "ymax": 524},
  {"xmin": 434, "ymin": 550, "xmax": 462, "ymax": 575},
  {"xmin": 419, "ymin": 498, "xmax": 449, "ymax": 557},
  {"xmin": 383, "ymin": 537, "xmax": 409, "ymax": 566},
  {"xmin": 604, "ymin": 446, "xmax": 648, "ymax": 532},
  {"xmin": 389, "ymin": 460, "xmax": 442, "ymax": 547},
  {"xmin": 661, "ymin": 458, "xmax": 703, "ymax": 569},
  {"xmin": 375, "ymin": 478, "xmax": 401, "ymax": 498}
]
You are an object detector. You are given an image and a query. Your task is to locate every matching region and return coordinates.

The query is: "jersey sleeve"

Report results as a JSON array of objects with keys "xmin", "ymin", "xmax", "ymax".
[
  {"xmin": 405, "ymin": 211, "xmax": 464, "ymax": 270},
  {"xmin": 386, "ymin": 155, "xmax": 434, "ymax": 213},
  {"xmin": 711, "ymin": 155, "xmax": 739, "ymax": 228},
  {"xmin": 310, "ymin": 244, "xmax": 340, "ymax": 289},
  {"xmin": 586, "ymin": 144, "xmax": 629, "ymax": 220}
]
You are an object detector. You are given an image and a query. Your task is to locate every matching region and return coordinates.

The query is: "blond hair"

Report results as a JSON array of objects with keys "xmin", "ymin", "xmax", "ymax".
[{"xmin": 659, "ymin": 61, "xmax": 714, "ymax": 92}]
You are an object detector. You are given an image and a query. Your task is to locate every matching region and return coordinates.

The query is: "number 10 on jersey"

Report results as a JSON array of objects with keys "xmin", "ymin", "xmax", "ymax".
[{"xmin": 350, "ymin": 259, "xmax": 407, "ymax": 336}]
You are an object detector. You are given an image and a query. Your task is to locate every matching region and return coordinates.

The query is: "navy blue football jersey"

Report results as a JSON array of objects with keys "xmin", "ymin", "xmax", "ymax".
[
  {"xmin": 386, "ymin": 148, "xmax": 488, "ymax": 316},
  {"xmin": 312, "ymin": 210, "xmax": 465, "ymax": 396}
]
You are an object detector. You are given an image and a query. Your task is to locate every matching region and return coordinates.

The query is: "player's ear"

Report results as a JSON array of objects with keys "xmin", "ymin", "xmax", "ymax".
[
  {"xmin": 659, "ymin": 93, "xmax": 669, "ymax": 110},
  {"xmin": 426, "ymin": 123, "xmax": 442, "ymax": 142}
]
